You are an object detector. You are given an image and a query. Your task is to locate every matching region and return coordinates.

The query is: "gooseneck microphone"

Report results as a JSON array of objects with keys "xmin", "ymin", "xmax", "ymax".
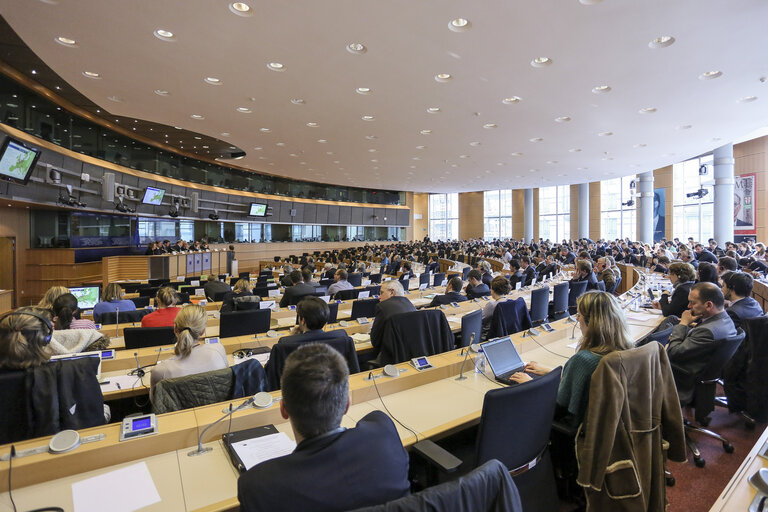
[
  {"xmin": 114, "ymin": 306, "xmax": 119, "ymax": 338},
  {"xmin": 455, "ymin": 334, "xmax": 477, "ymax": 381},
  {"xmin": 188, "ymin": 394, "xmax": 259, "ymax": 456},
  {"xmin": 129, "ymin": 352, "xmax": 146, "ymax": 378},
  {"xmin": 571, "ymin": 320, "xmax": 580, "ymax": 340}
]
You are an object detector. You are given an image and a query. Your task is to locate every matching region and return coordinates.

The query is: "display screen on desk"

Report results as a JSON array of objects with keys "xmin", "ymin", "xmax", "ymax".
[
  {"xmin": 142, "ymin": 186, "xmax": 166, "ymax": 205},
  {"xmin": 68, "ymin": 286, "xmax": 100, "ymax": 309},
  {"xmin": 0, "ymin": 137, "xmax": 41, "ymax": 185},
  {"xmin": 249, "ymin": 202, "xmax": 267, "ymax": 216},
  {"xmin": 132, "ymin": 417, "xmax": 152, "ymax": 430}
]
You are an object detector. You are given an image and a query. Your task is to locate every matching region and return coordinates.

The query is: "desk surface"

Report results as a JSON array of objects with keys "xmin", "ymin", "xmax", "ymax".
[{"xmin": 708, "ymin": 425, "xmax": 768, "ymax": 511}]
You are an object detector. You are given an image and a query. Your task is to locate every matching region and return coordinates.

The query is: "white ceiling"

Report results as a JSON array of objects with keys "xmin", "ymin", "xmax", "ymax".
[{"xmin": 2, "ymin": 0, "xmax": 768, "ymax": 193}]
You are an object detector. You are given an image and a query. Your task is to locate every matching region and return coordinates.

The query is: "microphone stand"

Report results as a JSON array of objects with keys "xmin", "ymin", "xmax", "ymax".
[
  {"xmin": 455, "ymin": 335, "xmax": 476, "ymax": 381},
  {"xmin": 115, "ymin": 306, "xmax": 119, "ymax": 339},
  {"xmin": 129, "ymin": 352, "xmax": 146, "ymax": 377},
  {"xmin": 188, "ymin": 396, "xmax": 256, "ymax": 456}
]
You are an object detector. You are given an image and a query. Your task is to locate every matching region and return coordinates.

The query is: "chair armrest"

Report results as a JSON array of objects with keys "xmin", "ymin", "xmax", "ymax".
[
  {"xmin": 412, "ymin": 439, "xmax": 463, "ymax": 473},
  {"xmin": 551, "ymin": 420, "xmax": 578, "ymax": 438}
]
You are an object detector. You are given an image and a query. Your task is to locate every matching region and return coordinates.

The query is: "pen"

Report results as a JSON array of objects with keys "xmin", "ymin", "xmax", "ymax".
[{"xmin": 116, "ymin": 382, "xmax": 121, "ymax": 389}]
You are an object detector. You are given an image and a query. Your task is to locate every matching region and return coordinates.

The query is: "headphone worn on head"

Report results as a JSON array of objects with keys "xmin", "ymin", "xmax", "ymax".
[{"xmin": 2, "ymin": 310, "xmax": 54, "ymax": 345}]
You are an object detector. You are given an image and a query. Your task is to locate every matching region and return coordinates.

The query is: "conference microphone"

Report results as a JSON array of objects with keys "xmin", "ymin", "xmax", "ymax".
[
  {"xmin": 115, "ymin": 306, "xmax": 119, "ymax": 338},
  {"xmin": 188, "ymin": 393, "xmax": 266, "ymax": 456},
  {"xmin": 455, "ymin": 335, "xmax": 477, "ymax": 381},
  {"xmin": 129, "ymin": 352, "xmax": 146, "ymax": 377},
  {"xmin": 570, "ymin": 320, "xmax": 580, "ymax": 340}
]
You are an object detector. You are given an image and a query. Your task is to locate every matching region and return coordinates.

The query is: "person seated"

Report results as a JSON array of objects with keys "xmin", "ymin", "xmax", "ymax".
[
  {"xmin": 652, "ymin": 255, "xmax": 670, "ymax": 274},
  {"xmin": 145, "ymin": 242, "xmax": 159, "ymax": 255},
  {"xmin": 221, "ymin": 279, "xmax": 259, "ymax": 313},
  {"xmin": 481, "ymin": 276, "xmax": 512, "ymax": 330},
  {"xmin": 37, "ymin": 285, "xmax": 69, "ymax": 311},
  {"xmin": 721, "ymin": 271, "xmax": 764, "ymax": 329},
  {"xmin": 92, "ymin": 283, "xmax": 136, "ymax": 322},
  {"xmin": 280, "ymin": 270, "xmax": 316, "ymax": 308},
  {"xmin": 520, "ymin": 256, "xmax": 538, "ymax": 286},
  {"xmin": 558, "ymin": 248, "xmax": 576, "ymax": 265},
  {"xmin": 427, "ymin": 276, "xmax": 468, "ymax": 307},
  {"xmin": 204, "ymin": 274, "xmax": 231, "ymax": 302},
  {"xmin": 666, "ymin": 283, "xmax": 737, "ymax": 403},
  {"xmin": 50, "ymin": 294, "xmax": 110, "ymax": 355},
  {"xmin": 696, "ymin": 261, "xmax": 720, "ymax": 285},
  {"xmin": 52, "ymin": 293, "xmax": 97, "ymax": 330},
  {"xmin": 479, "ymin": 261, "xmax": 493, "ymax": 287},
  {"xmin": 678, "ymin": 249, "xmax": 699, "ymax": 269},
  {"xmin": 302, "ymin": 267, "xmax": 320, "ymax": 288},
  {"xmin": 464, "ymin": 269, "xmax": 491, "ymax": 299},
  {"xmin": 570, "ymin": 259, "xmax": 599, "ymax": 291},
  {"xmin": 694, "ymin": 243, "xmax": 718, "ymax": 264},
  {"xmin": 511, "ymin": 291, "xmax": 632, "ymax": 427},
  {"xmin": 717, "ymin": 256, "xmax": 739, "ymax": 276},
  {"xmin": 621, "ymin": 247, "xmax": 640, "ymax": 266},
  {"xmin": 507, "ymin": 259, "xmax": 524, "ymax": 290},
  {"xmin": 370, "ymin": 280, "xmax": 416, "ymax": 357},
  {"xmin": 141, "ymin": 287, "xmax": 182, "ymax": 327},
  {"xmin": 149, "ymin": 305, "xmax": 227, "ymax": 391},
  {"xmin": 327, "ymin": 269, "xmax": 354, "ymax": 298},
  {"xmin": 278, "ymin": 297, "xmax": 349, "ymax": 344},
  {"xmin": 425, "ymin": 256, "xmax": 439, "ymax": 275},
  {"xmin": 323, "ymin": 262, "xmax": 337, "ymax": 280},
  {"xmin": 595, "ymin": 257, "xmax": 616, "ymax": 292},
  {"xmin": 279, "ymin": 264, "xmax": 295, "ymax": 287},
  {"xmin": 238, "ymin": 344, "xmax": 409, "ymax": 512},
  {"xmin": 652, "ymin": 262, "xmax": 696, "ymax": 318},
  {"xmin": 400, "ymin": 261, "xmax": 415, "ymax": 280}
]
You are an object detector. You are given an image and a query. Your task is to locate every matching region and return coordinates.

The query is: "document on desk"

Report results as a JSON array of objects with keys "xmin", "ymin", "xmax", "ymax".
[
  {"xmin": 71, "ymin": 461, "xmax": 161, "ymax": 512},
  {"xmin": 445, "ymin": 315, "xmax": 462, "ymax": 324},
  {"xmin": 100, "ymin": 374, "xmax": 146, "ymax": 393},
  {"xmin": 230, "ymin": 432, "xmax": 296, "ymax": 471},
  {"xmin": 277, "ymin": 316, "xmax": 296, "ymax": 327},
  {"xmin": 625, "ymin": 311, "xmax": 661, "ymax": 323},
  {"xmin": 351, "ymin": 333, "xmax": 370, "ymax": 344}
]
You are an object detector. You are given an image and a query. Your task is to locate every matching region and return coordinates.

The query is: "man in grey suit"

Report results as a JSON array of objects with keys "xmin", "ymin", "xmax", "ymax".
[{"xmin": 667, "ymin": 282, "xmax": 737, "ymax": 404}]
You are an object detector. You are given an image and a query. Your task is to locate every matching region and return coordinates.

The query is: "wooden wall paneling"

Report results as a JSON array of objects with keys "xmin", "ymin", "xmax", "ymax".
[
  {"xmin": 512, "ymin": 189, "xmax": 525, "ymax": 239},
  {"xmin": 735, "ymin": 135, "xmax": 768, "ymax": 242},
  {"xmin": 411, "ymin": 193, "xmax": 428, "ymax": 240},
  {"xmin": 458, "ymin": 192, "xmax": 484, "ymax": 240},
  {"xmin": 0, "ymin": 208, "xmax": 30, "ymax": 306}
]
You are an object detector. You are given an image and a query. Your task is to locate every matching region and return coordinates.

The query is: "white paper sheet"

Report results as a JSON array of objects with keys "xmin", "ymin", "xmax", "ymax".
[
  {"xmin": 351, "ymin": 333, "xmax": 371, "ymax": 344},
  {"xmin": 71, "ymin": 461, "xmax": 161, "ymax": 512},
  {"xmin": 100, "ymin": 374, "xmax": 146, "ymax": 394},
  {"xmin": 231, "ymin": 432, "xmax": 296, "ymax": 470},
  {"xmin": 445, "ymin": 315, "xmax": 462, "ymax": 323},
  {"xmin": 277, "ymin": 317, "xmax": 296, "ymax": 327},
  {"xmin": 567, "ymin": 342, "xmax": 580, "ymax": 349}
]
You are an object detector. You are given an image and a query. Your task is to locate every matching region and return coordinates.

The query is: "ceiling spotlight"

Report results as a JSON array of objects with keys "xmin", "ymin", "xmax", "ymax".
[
  {"xmin": 190, "ymin": 114, "xmax": 205, "ymax": 119},
  {"xmin": 107, "ymin": 96, "xmax": 123, "ymax": 102},
  {"xmin": 483, "ymin": 123, "xmax": 497, "ymax": 129},
  {"xmin": 510, "ymin": 152, "xmax": 523, "ymax": 156},
  {"xmin": 530, "ymin": 57, "xmax": 552, "ymax": 67},
  {"xmin": 699, "ymin": 70, "xmax": 722, "ymax": 80},
  {"xmin": 502, "ymin": 96, "xmax": 521, "ymax": 104},
  {"xmin": 204, "ymin": 77, "xmax": 222, "ymax": 85},
  {"xmin": 529, "ymin": 137, "xmax": 543, "ymax": 143},
  {"xmin": 649, "ymin": 36, "xmax": 675, "ymax": 49},
  {"xmin": 362, "ymin": 115, "xmax": 375, "ymax": 121},
  {"xmin": 416, "ymin": 145, "xmax": 426, "ymax": 149},
  {"xmin": 82, "ymin": 71, "xmax": 101, "ymax": 79},
  {"xmin": 317, "ymin": 139, "xmax": 327, "ymax": 143},
  {"xmin": 448, "ymin": 18, "xmax": 471, "ymax": 32},
  {"xmin": 427, "ymin": 107, "xmax": 441, "ymax": 113},
  {"xmin": 356, "ymin": 87, "xmax": 371, "ymax": 95},
  {"xmin": 347, "ymin": 42, "xmax": 367, "ymax": 54},
  {"xmin": 554, "ymin": 116, "xmax": 571, "ymax": 123},
  {"xmin": 569, "ymin": 148, "xmax": 581, "ymax": 153},
  {"xmin": 236, "ymin": 107, "xmax": 252, "ymax": 113},
  {"xmin": 291, "ymin": 98, "xmax": 305, "ymax": 105},
  {"xmin": 154, "ymin": 89, "xmax": 170, "ymax": 96},
  {"xmin": 365, "ymin": 135, "xmax": 378, "ymax": 140},
  {"xmin": 592, "ymin": 85, "xmax": 611, "ymax": 94},
  {"xmin": 229, "ymin": 2, "xmax": 253, "ymax": 15},
  {"xmin": 469, "ymin": 141, "xmax": 481, "ymax": 147},
  {"xmin": 634, "ymin": 143, "xmax": 647, "ymax": 148},
  {"xmin": 55, "ymin": 36, "xmax": 77, "ymax": 46},
  {"xmin": 260, "ymin": 127, "xmax": 271, "ymax": 132},
  {"xmin": 267, "ymin": 62, "xmax": 285, "ymax": 71},
  {"xmin": 154, "ymin": 29, "xmax": 175, "ymax": 41},
  {"xmin": 676, "ymin": 124, "xmax": 692, "ymax": 130},
  {"xmin": 306, "ymin": 122, "xmax": 318, "ymax": 127},
  {"xmin": 434, "ymin": 73, "xmax": 453, "ymax": 83},
  {"xmin": 598, "ymin": 131, "xmax": 613, "ymax": 136},
  {"xmin": 638, "ymin": 107, "xmax": 657, "ymax": 114},
  {"xmin": 420, "ymin": 129, "xmax": 433, "ymax": 135},
  {"xmin": 738, "ymin": 96, "xmax": 758, "ymax": 103}
]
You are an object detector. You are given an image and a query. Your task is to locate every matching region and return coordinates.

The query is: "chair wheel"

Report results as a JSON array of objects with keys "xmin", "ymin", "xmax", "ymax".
[
  {"xmin": 694, "ymin": 457, "xmax": 706, "ymax": 468},
  {"xmin": 666, "ymin": 476, "xmax": 675, "ymax": 487},
  {"xmin": 723, "ymin": 442, "xmax": 734, "ymax": 453}
]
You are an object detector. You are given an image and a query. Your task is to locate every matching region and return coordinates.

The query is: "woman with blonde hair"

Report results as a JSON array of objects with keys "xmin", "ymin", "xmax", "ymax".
[
  {"xmin": 220, "ymin": 278, "xmax": 258, "ymax": 313},
  {"xmin": 510, "ymin": 291, "xmax": 633, "ymax": 426},
  {"xmin": 0, "ymin": 307, "xmax": 54, "ymax": 370},
  {"xmin": 141, "ymin": 286, "xmax": 181, "ymax": 327},
  {"xmin": 37, "ymin": 285, "xmax": 68, "ymax": 311},
  {"xmin": 92, "ymin": 283, "xmax": 136, "ymax": 322},
  {"xmin": 149, "ymin": 304, "xmax": 227, "ymax": 389}
]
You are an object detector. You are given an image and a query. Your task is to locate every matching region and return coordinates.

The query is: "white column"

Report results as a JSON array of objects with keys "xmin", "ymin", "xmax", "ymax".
[
  {"xmin": 524, "ymin": 188, "xmax": 534, "ymax": 242},
  {"xmin": 713, "ymin": 144, "xmax": 735, "ymax": 244},
  {"xmin": 578, "ymin": 183, "xmax": 589, "ymax": 239},
  {"xmin": 637, "ymin": 171, "xmax": 654, "ymax": 244}
]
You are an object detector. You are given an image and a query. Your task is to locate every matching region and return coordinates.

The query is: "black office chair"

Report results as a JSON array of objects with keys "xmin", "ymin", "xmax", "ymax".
[
  {"xmin": 529, "ymin": 286, "xmax": 549, "ymax": 327},
  {"xmin": 567, "ymin": 280, "xmax": 588, "ymax": 315},
  {"xmin": 351, "ymin": 298, "xmax": 380, "ymax": 319},
  {"xmin": 488, "ymin": 299, "xmax": 532, "ymax": 340},
  {"xmin": 419, "ymin": 273, "xmax": 431, "ymax": 287},
  {"xmin": 123, "ymin": 283, "xmax": 148, "ymax": 293},
  {"xmin": 319, "ymin": 278, "xmax": 333, "ymax": 287},
  {"xmin": 369, "ymin": 273, "xmax": 382, "ymax": 284},
  {"xmin": 130, "ymin": 296, "xmax": 151, "ymax": 308},
  {"xmin": 676, "ymin": 329, "xmax": 746, "ymax": 467},
  {"xmin": 148, "ymin": 278, "xmax": 170, "ymax": 288},
  {"xmin": 335, "ymin": 289, "xmax": 360, "ymax": 301},
  {"xmin": 219, "ymin": 309, "xmax": 271, "ymax": 338},
  {"xmin": 362, "ymin": 285, "xmax": 381, "ymax": 297},
  {"xmin": 98, "ymin": 309, "xmax": 152, "ymax": 324},
  {"xmin": 213, "ymin": 291, "xmax": 230, "ymax": 302},
  {"xmin": 313, "ymin": 286, "xmax": 328, "ymax": 297},
  {"xmin": 458, "ymin": 309, "xmax": 482, "ymax": 348},
  {"xmin": 347, "ymin": 272, "xmax": 363, "ymax": 287},
  {"xmin": 123, "ymin": 326, "xmax": 176, "ymax": 349},
  {"xmin": 178, "ymin": 285, "xmax": 197, "ymax": 295},
  {"xmin": 612, "ymin": 274, "xmax": 622, "ymax": 295},
  {"xmin": 176, "ymin": 292, "xmax": 191, "ymax": 304},
  {"xmin": 548, "ymin": 282, "xmax": 569, "ymax": 321},
  {"xmin": 432, "ymin": 272, "xmax": 446, "ymax": 287},
  {"xmin": 265, "ymin": 336, "xmax": 360, "ymax": 390},
  {"xmin": 139, "ymin": 286, "xmax": 161, "ymax": 297},
  {"xmin": 287, "ymin": 291, "xmax": 315, "ymax": 306},
  {"xmin": 370, "ymin": 310, "xmax": 455, "ymax": 367},
  {"xmin": 462, "ymin": 267, "xmax": 471, "ymax": 280},
  {"xmin": 723, "ymin": 316, "xmax": 768, "ymax": 426},
  {"xmin": 239, "ymin": 272, "xmax": 251, "ymax": 280},
  {"xmin": 253, "ymin": 286, "xmax": 272, "ymax": 298}
]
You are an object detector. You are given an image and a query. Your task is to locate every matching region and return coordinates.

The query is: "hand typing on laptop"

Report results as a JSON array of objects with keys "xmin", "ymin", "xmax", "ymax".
[{"xmin": 509, "ymin": 361, "xmax": 551, "ymax": 383}]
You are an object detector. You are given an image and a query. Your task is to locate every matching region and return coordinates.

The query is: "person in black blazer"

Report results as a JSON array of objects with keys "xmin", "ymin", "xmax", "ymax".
[
  {"xmin": 427, "ymin": 277, "xmax": 469, "ymax": 307},
  {"xmin": 694, "ymin": 244, "xmax": 718, "ymax": 264},
  {"xmin": 238, "ymin": 344, "xmax": 409, "ymax": 512},
  {"xmin": 520, "ymin": 256, "xmax": 537, "ymax": 287},
  {"xmin": 570, "ymin": 259, "xmax": 599, "ymax": 291},
  {"xmin": 558, "ymin": 248, "xmax": 576, "ymax": 265},
  {"xmin": 652, "ymin": 262, "xmax": 696, "ymax": 318},
  {"xmin": 370, "ymin": 280, "xmax": 417, "ymax": 356},
  {"xmin": 721, "ymin": 271, "xmax": 765, "ymax": 329},
  {"xmin": 507, "ymin": 260, "xmax": 524, "ymax": 290},
  {"xmin": 465, "ymin": 269, "xmax": 491, "ymax": 299},
  {"xmin": 479, "ymin": 261, "xmax": 493, "ymax": 287},
  {"xmin": 279, "ymin": 270, "xmax": 317, "ymax": 308}
]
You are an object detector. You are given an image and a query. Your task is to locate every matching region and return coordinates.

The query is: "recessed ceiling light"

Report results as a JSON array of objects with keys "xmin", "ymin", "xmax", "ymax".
[
  {"xmin": 569, "ymin": 148, "xmax": 581, "ymax": 153},
  {"xmin": 82, "ymin": 71, "xmax": 100, "ymax": 79},
  {"xmin": 435, "ymin": 73, "xmax": 453, "ymax": 83},
  {"xmin": 738, "ymin": 96, "xmax": 758, "ymax": 103},
  {"xmin": 649, "ymin": 36, "xmax": 675, "ymax": 49},
  {"xmin": 676, "ymin": 124, "xmax": 692, "ymax": 130},
  {"xmin": 412, "ymin": 157, "xmax": 421, "ymax": 161},
  {"xmin": 317, "ymin": 139, "xmax": 327, "ymax": 143},
  {"xmin": 190, "ymin": 114, "xmax": 205, "ymax": 120},
  {"xmin": 221, "ymin": 132, "xmax": 231, "ymax": 137},
  {"xmin": 107, "ymin": 96, "xmax": 123, "ymax": 102},
  {"xmin": 275, "ymin": 142, "xmax": 285, "ymax": 146},
  {"xmin": 347, "ymin": 42, "xmax": 367, "ymax": 54},
  {"xmin": 530, "ymin": 57, "xmax": 552, "ymax": 68},
  {"xmin": 290, "ymin": 98, "xmax": 305, "ymax": 105},
  {"xmin": 469, "ymin": 141, "xmax": 481, "ymax": 147},
  {"xmin": 235, "ymin": 107, "xmax": 252, "ymax": 113},
  {"xmin": 459, "ymin": 154, "xmax": 470, "ymax": 159},
  {"xmin": 598, "ymin": 131, "xmax": 613, "ymax": 136},
  {"xmin": 592, "ymin": 85, "xmax": 611, "ymax": 94},
  {"xmin": 420, "ymin": 129, "xmax": 432, "ymax": 135},
  {"xmin": 579, "ymin": 0, "xmax": 603, "ymax": 4},
  {"xmin": 55, "ymin": 36, "xmax": 77, "ymax": 46},
  {"xmin": 529, "ymin": 169, "xmax": 539, "ymax": 173},
  {"xmin": 638, "ymin": 107, "xmax": 657, "ymax": 114},
  {"xmin": 448, "ymin": 18, "xmax": 471, "ymax": 32},
  {"xmin": 356, "ymin": 87, "xmax": 371, "ymax": 95},
  {"xmin": 289, "ymin": 153, "xmax": 297, "ymax": 157},
  {"xmin": 546, "ymin": 160, "xmax": 558, "ymax": 164},
  {"xmin": 362, "ymin": 115, "xmax": 375, "ymax": 121},
  {"xmin": 416, "ymin": 145, "xmax": 426, "ymax": 149},
  {"xmin": 259, "ymin": 127, "xmax": 271, "ymax": 132},
  {"xmin": 306, "ymin": 122, "xmax": 319, "ymax": 127},
  {"xmin": 229, "ymin": 2, "xmax": 253, "ymax": 16},
  {"xmin": 154, "ymin": 89, "xmax": 170, "ymax": 96},
  {"xmin": 194, "ymin": 136, "xmax": 202, "ymax": 140},
  {"xmin": 368, "ymin": 148, "xmax": 377, "ymax": 153},
  {"xmin": 204, "ymin": 77, "xmax": 222, "ymax": 85},
  {"xmin": 483, "ymin": 123, "xmax": 497, "ymax": 129},
  {"xmin": 529, "ymin": 137, "xmax": 543, "ymax": 143},
  {"xmin": 502, "ymin": 96, "xmax": 521, "ymax": 105},
  {"xmin": 510, "ymin": 152, "xmax": 523, "ymax": 156},
  {"xmin": 699, "ymin": 70, "xmax": 722, "ymax": 80},
  {"xmin": 267, "ymin": 62, "xmax": 285, "ymax": 71},
  {"xmin": 634, "ymin": 143, "xmax": 647, "ymax": 148},
  {"xmin": 427, "ymin": 107, "xmax": 441, "ymax": 113},
  {"xmin": 365, "ymin": 135, "xmax": 377, "ymax": 140},
  {"xmin": 370, "ymin": 159, "xmax": 378, "ymax": 163},
  {"xmin": 554, "ymin": 116, "xmax": 571, "ymax": 123},
  {"xmin": 253, "ymin": 146, "xmax": 262, "ymax": 150},
  {"xmin": 154, "ymin": 29, "xmax": 175, "ymax": 41}
]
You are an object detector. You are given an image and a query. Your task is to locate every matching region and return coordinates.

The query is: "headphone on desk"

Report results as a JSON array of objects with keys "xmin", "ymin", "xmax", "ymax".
[{"xmin": 0, "ymin": 310, "xmax": 54, "ymax": 345}]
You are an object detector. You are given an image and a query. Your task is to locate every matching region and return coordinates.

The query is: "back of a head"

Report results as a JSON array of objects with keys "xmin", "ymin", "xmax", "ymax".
[
  {"xmin": 336, "ymin": 269, "xmax": 348, "ymax": 281},
  {"xmin": 509, "ymin": 259, "xmax": 521, "ymax": 271},
  {"xmin": 576, "ymin": 291, "xmax": 632, "ymax": 354},
  {"xmin": 103, "ymin": 283, "xmax": 123, "ymax": 302},
  {"xmin": 174, "ymin": 304, "xmax": 207, "ymax": 357},
  {"xmin": 207, "ymin": 274, "xmax": 217, "ymax": 282},
  {"xmin": 156, "ymin": 286, "xmax": 179, "ymax": 308},
  {"xmin": 467, "ymin": 269, "xmax": 482, "ymax": 282},
  {"xmin": 289, "ymin": 270, "xmax": 303, "ymax": 285},
  {"xmin": 576, "ymin": 259, "xmax": 593, "ymax": 274},
  {"xmin": 297, "ymin": 296, "xmax": 330, "ymax": 330},
  {"xmin": 381, "ymin": 279, "xmax": 405, "ymax": 297},
  {"xmin": 490, "ymin": 276, "xmax": 511, "ymax": 296},
  {"xmin": 301, "ymin": 268, "xmax": 313, "ymax": 283},
  {"xmin": 52, "ymin": 293, "xmax": 79, "ymax": 330},
  {"xmin": 723, "ymin": 271, "xmax": 753, "ymax": 297},
  {"xmin": 281, "ymin": 343, "xmax": 349, "ymax": 440},
  {"xmin": 693, "ymin": 282, "xmax": 725, "ymax": 310},
  {"xmin": 233, "ymin": 278, "xmax": 253, "ymax": 294},
  {"xmin": 447, "ymin": 276, "xmax": 462, "ymax": 293},
  {"xmin": 37, "ymin": 285, "xmax": 69, "ymax": 310},
  {"xmin": 697, "ymin": 262, "xmax": 719, "ymax": 285},
  {"xmin": 0, "ymin": 307, "xmax": 53, "ymax": 370},
  {"xmin": 668, "ymin": 262, "xmax": 696, "ymax": 282},
  {"xmin": 718, "ymin": 256, "xmax": 738, "ymax": 272}
]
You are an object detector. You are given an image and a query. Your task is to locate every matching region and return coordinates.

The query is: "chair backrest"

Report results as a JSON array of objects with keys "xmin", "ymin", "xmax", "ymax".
[
  {"xmin": 462, "ymin": 267, "xmax": 471, "ymax": 280},
  {"xmin": 697, "ymin": 329, "xmax": 746, "ymax": 382},
  {"xmin": 265, "ymin": 336, "xmax": 360, "ymax": 390},
  {"xmin": 148, "ymin": 278, "xmax": 170, "ymax": 288},
  {"xmin": 432, "ymin": 272, "xmax": 446, "ymax": 287},
  {"xmin": 460, "ymin": 309, "xmax": 483, "ymax": 348},
  {"xmin": 139, "ymin": 286, "xmax": 161, "ymax": 297},
  {"xmin": 351, "ymin": 298, "xmax": 380, "ymax": 319},
  {"xmin": 335, "ymin": 288, "xmax": 360, "ymax": 301},
  {"xmin": 327, "ymin": 302, "xmax": 339, "ymax": 324},
  {"xmin": 551, "ymin": 282, "xmax": 569, "ymax": 318},
  {"xmin": 152, "ymin": 366, "xmax": 234, "ymax": 414},
  {"xmin": 529, "ymin": 286, "xmax": 549, "ymax": 325},
  {"xmin": 239, "ymin": 272, "xmax": 251, "ymax": 280},
  {"xmin": 613, "ymin": 274, "xmax": 622, "ymax": 294},
  {"xmin": 130, "ymin": 296, "xmax": 151, "ymax": 308},
  {"xmin": 376, "ymin": 310, "xmax": 454, "ymax": 365},
  {"xmin": 220, "ymin": 309, "xmax": 271, "ymax": 337},
  {"xmin": 213, "ymin": 291, "xmax": 230, "ymax": 302},
  {"xmin": 362, "ymin": 285, "xmax": 381, "ymax": 297},
  {"xmin": 567, "ymin": 280, "xmax": 588, "ymax": 309},
  {"xmin": 123, "ymin": 283, "xmax": 148, "ymax": 293},
  {"xmin": 419, "ymin": 273, "xmax": 430, "ymax": 285},
  {"xmin": 312, "ymin": 286, "xmax": 328, "ymax": 297},
  {"xmin": 287, "ymin": 291, "xmax": 315, "ymax": 306},
  {"xmin": 368, "ymin": 273, "xmax": 382, "ymax": 284},
  {"xmin": 319, "ymin": 278, "xmax": 333, "ymax": 287},
  {"xmin": 124, "ymin": 326, "xmax": 176, "ymax": 349},
  {"xmin": 234, "ymin": 298, "xmax": 262, "ymax": 311},
  {"xmin": 176, "ymin": 292, "xmax": 191, "ymax": 304},
  {"xmin": 253, "ymin": 287, "xmax": 271, "ymax": 298},
  {"xmin": 99, "ymin": 309, "xmax": 152, "ymax": 325},
  {"xmin": 347, "ymin": 272, "xmax": 363, "ymax": 287},
  {"xmin": 489, "ymin": 298, "xmax": 532, "ymax": 339}
]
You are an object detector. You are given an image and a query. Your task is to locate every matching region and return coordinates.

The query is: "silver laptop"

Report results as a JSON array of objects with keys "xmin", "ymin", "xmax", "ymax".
[{"xmin": 482, "ymin": 336, "xmax": 529, "ymax": 385}]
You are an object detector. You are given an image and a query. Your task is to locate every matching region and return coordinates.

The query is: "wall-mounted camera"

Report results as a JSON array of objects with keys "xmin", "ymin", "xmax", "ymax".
[
  {"xmin": 209, "ymin": 210, "xmax": 220, "ymax": 221},
  {"xmin": 57, "ymin": 184, "xmax": 86, "ymax": 208},
  {"xmin": 168, "ymin": 200, "xmax": 180, "ymax": 218},
  {"xmin": 699, "ymin": 165, "xmax": 708, "ymax": 176},
  {"xmin": 115, "ymin": 196, "xmax": 135, "ymax": 213},
  {"xmin": 686, "ymin": 188, "xmax": 709, "ymax": 199}
]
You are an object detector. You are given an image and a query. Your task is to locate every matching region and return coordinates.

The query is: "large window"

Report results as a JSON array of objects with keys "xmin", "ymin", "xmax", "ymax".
[
  {"xmin": 429, "ymin": 193, "xmax": 459, "ymax": 241},
  {"xmin": 538, "ymin": 186, "xmax": 570, "ymax": 242},
  {"xmin": 484, "ymin": 190, "xmax": 513, "ymax": 239},
  {"xmin": 601, "ymin": 176, "xmax": 636, "ymax": 241},
  {"xmin": 673, "ymin": 155, "xmax": 714, "ymax": 242}
]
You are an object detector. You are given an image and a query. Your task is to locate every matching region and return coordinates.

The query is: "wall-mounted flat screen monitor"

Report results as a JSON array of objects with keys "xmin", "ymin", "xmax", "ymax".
[
  {"xmin": 68, "ymin": 286, "xmax": 100, "ymax": 310},
  {"xmin": 142, "ymin": 186, "xmax": 166, "ymax": 205},
  {"xmin": 0, "ymin": 137, "xmax": 42, "ymax": 185},
  {"xmin": 249, "ymin": 203, "xmax": 267, "ymax": 216}
]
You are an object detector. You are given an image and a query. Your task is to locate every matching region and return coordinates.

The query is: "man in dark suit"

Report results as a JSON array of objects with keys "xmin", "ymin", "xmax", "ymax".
[
  {"xmin": 370, "ymin": 280, "xmax": 416, "ymax": 356},
  {"xmin": 238, "ymin": 344, "xmax": 409, "ymax": 512},
  {"xmin": 278, "ymin": 297, "xmax": 350, "ymax": 344},
  {"xmin": 667, "ymin": 283, "xmax": 738, "ymax": 404},
  {"xmin": 465, "ymin": 269, "xmax": 491, "ymax": 299},
  {"xmin": 427, "ymin": 277, "xmax": 468, "ymax": 308},
  {"xmin": 279, "ymin": 270, "xmax": 317, "ymax": 308},
  {"xmin": 425, "ymin": 256, "xmax": 439, "ymax": 275},
  {"xmin": 203, "ymin": 274, "xmax": 231, "ymax": 301},
  {"xmin": 507, "ymin": 260, "xmax": 524, "ymax": 290},
  {"xmin": 570, "ymin": 259, "xmax": 599, "ymax": 291},
  {"xmin": 520, "ymin": 256, "xmax": 538, "ymax": 287},
  {"xmin": 558, "ymin": 248, "xmax": 576, "ymax": 265},
  {"xmin": 721, "ymin": 272, "xmax": 765, "ymax": 329},
  {"xmin": 694, "ymin": 244, "xmax": 718, "ymax": 264}
]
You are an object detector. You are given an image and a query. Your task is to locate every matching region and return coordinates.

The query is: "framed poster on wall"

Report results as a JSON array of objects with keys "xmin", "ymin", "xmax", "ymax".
[
  {"xmin": 653, "ymin": 188, "xmax": 665, "ymax": 242},
  {"xmin": 734, "ymin": 173, "xmax": 757, "ymax": 238}
]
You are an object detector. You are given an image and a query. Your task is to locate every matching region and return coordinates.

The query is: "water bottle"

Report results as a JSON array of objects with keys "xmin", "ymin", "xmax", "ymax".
[{"xmin": 475, "ymin": 349, "xmax": 487, "ymax": 374}]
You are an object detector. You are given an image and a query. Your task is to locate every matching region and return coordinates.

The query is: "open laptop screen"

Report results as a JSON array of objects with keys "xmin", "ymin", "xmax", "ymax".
[{"xmin": 482, "ymin": 336, "xmax": 525, "ymax": 376}]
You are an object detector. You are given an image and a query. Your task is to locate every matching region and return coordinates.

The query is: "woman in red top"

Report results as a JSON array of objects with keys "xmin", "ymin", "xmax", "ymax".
[{"xmin": 141, "ymin": 287, "xmax": 181, "ymax": 327}]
